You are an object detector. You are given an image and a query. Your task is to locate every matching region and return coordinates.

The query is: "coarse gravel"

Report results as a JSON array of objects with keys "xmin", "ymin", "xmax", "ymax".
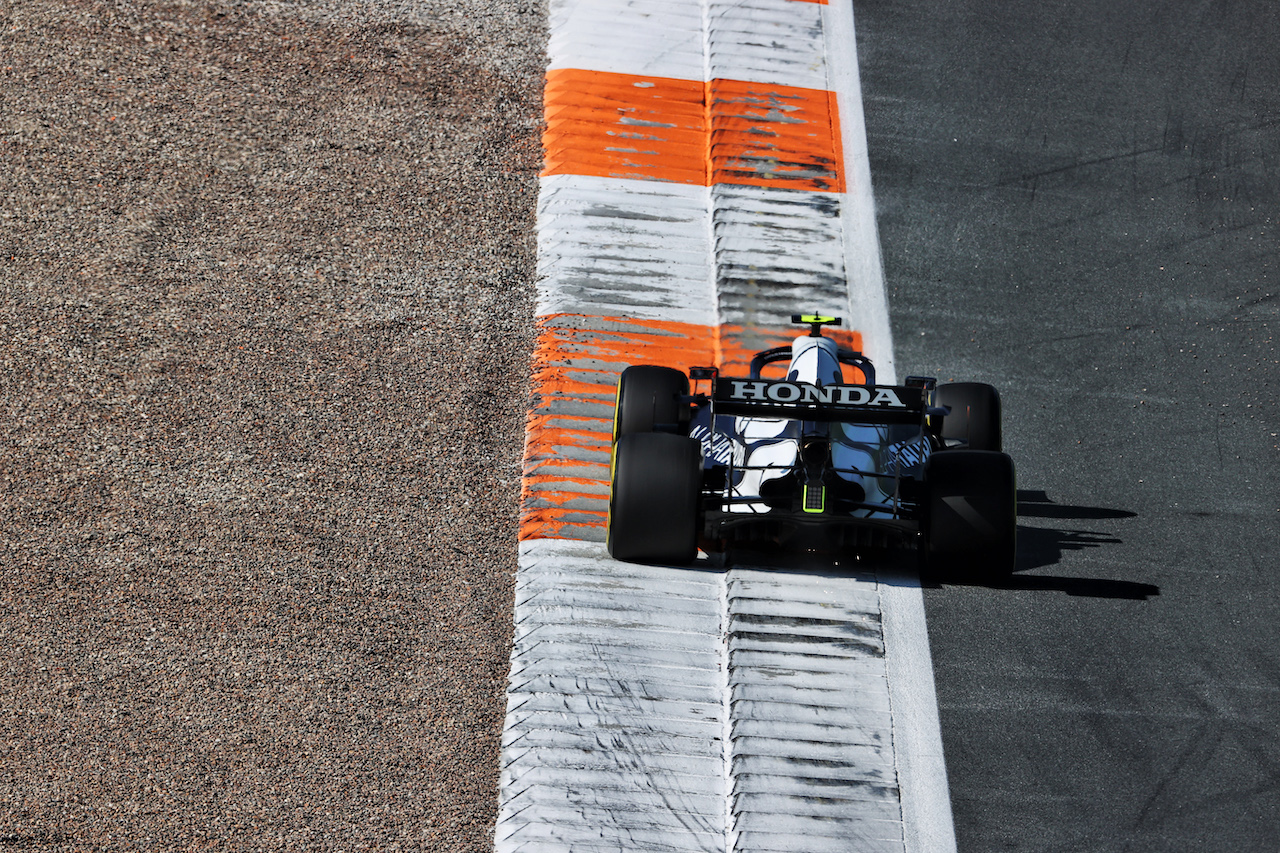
[{"xmin": 1, "ymin": 0, "xmax": 545, "ymax": 849}]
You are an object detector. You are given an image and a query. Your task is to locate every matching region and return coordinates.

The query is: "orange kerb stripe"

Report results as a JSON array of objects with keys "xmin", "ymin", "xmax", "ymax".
[
  {"xmin": 543, "ymin": 69, "xmax": 708, "ymax": 185},
  {"xmin": 543, "ymin": 69, "xmax": 844, "ymax": 192},
  {"xmin": 521, "ymin": 315, "xmax": 720, "ymax": 540},
  {"xmin": 710, "ymin": 80, "xmax": 844, "ymax": 193},
  {"xmin": 520, "ymin": 315, "xmax": 864, "ymax": 541}
]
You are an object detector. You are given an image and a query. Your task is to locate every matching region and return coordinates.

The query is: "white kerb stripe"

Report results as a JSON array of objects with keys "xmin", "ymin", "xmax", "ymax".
[{"xmin": 502, "ymin": 2, "xmax": 958, "ymax": 852}]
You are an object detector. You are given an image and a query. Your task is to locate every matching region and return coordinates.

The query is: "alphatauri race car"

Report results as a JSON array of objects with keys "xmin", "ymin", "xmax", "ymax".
[{"xmin": 606, "ymin": 315, "xmax": 1016, "ymax": 575}]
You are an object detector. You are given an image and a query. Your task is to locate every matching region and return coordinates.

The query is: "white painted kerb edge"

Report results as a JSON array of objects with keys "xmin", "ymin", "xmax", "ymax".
[{"xmin": 499, "ymin": 1, "xmax": 958, "ymax": 850}]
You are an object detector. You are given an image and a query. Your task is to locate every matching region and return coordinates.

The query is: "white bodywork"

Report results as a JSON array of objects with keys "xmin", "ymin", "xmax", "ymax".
[{"xmin": 723, "ymin": 333, "xmax": 894, "ymax": 516}]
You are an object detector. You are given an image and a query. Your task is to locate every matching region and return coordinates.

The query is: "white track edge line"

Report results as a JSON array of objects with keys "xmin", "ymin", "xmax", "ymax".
[
  {"xmin": 879, "ymin": 574, "xmax": 959, "ymax": 853},
  {"xmin": 825, "ymin": 0, "xmax": 895, "ymax": 381},
  {"xmin": 826, "ymin": 2, "xmax": 958, "ymax": 850}
]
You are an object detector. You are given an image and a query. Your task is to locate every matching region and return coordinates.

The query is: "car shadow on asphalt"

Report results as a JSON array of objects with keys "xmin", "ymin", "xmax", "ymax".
[
  {"xmin": 969, "ymin": 489, "xmax": 1158, "ymax": 600},
  {"xmin": 874, "ymin": 489, "xmax": 1158, "ymax": 600},
  {"xmin": 698, "ymin": 490, "xmax": 1159, "ymax": 600}
]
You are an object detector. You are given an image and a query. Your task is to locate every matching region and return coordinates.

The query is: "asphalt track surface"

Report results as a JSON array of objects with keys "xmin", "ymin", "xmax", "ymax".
[{"xmin": 856, "ymin": 1, "xmax": 1280, "ymax": 849}]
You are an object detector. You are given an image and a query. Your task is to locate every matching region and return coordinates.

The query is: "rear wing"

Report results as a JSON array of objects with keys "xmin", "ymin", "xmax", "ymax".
[{"xmin": 711, "ymin": 377, "xmax": 928, "ymax": 425}]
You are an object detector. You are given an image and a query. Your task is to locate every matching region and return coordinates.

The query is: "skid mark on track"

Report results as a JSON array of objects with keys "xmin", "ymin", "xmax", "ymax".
[
  {"xmin": 499, "ymin": 540, "xmax": 728, "ymax": 853},
  {"xmin": 724, "ymin": 570, "xmax": 906, "ymax": 852}
]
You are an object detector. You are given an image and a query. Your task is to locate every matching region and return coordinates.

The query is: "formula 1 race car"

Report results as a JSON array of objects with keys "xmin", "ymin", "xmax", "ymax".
[{"xmin": 606, "ymin": 315, "xmax": 1016, "ymax": 576}]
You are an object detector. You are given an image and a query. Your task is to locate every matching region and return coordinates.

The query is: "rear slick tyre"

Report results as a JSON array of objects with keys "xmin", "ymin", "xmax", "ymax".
[
  {"xmin": 923, "ymin": 449, "xmax": 1016, "ymax": 580},
  {"xmin": 614, "ymin": 366, "xmax": 689, "ymax": 439},
  {"xmin": 607, "ymin": 432, "xmax": 701, "ymax": 564},
  {"xmin": 937, "ymin": 382, "xmax": 1002, "ymax": 451}
]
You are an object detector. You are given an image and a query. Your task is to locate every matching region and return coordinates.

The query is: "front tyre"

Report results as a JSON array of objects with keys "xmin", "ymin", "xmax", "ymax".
[
  {"xmin": 922, "ymin": 449, "xmax": 1016, "ymax": 580},
  {"xmin": 607, "ymin": 432, "xmax": 702, "ymax": 564}
]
